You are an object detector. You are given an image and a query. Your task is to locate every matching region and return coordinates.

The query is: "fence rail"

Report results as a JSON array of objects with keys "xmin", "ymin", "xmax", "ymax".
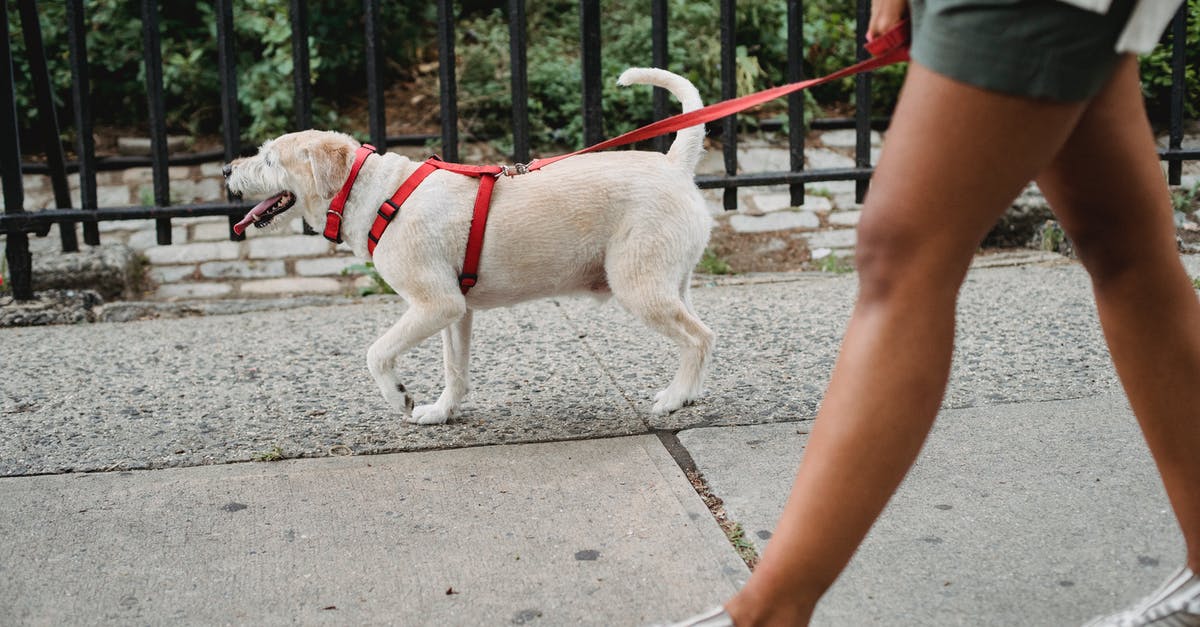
[{"xmin": 3, "ymin": 0, "xmax": 1197, "ymax": 301}]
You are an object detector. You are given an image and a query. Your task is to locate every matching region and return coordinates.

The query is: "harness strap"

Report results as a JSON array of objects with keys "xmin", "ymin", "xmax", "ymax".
[
  {"xmin": 459, "ymin": 174, "xmax": 498, "ymax": 293},
  {"xmin": 366, "ymin": 160, "xmax": 439, "ymax": 256},
  {"xmin": 366, "ymin": 157, "xmax": 503, "ymax": 295},
  {"xmin": 324, "ymin": 144, "xmax": 377, "ymax": 244}
]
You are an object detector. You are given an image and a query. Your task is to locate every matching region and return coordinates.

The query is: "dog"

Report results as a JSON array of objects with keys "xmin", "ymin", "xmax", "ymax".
[{"xmin": 224, "ymin": 68, "xmax": 715, "ymax": 424}]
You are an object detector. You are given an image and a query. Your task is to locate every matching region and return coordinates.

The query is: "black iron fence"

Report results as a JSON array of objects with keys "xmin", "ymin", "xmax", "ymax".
[{"xmin": 2, "ymin": 0, "xmax": 1197, "ymax": 301}]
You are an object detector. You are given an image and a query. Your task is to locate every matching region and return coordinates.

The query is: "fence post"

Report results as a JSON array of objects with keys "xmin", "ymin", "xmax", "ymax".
[
  {"xmin": 290, "ymin": 0, "xmax": 313, "ymax": 131},
  {"xmin": 651, "ymin": 0, "xmax": 669, "ymax": 154},
  {"xmin": 140, "ymin": 0, "xmax": 172, "ymax": 245},
  {"xmin": 2, "ymin": 1, "xmax": 33, "ymax": 300},
  {"xmin": 18, "ymin": 0, "xmax": 78, "ymax": 253},
  {"xmin": 215, "ymin": 0, "xmax": 245, "ymax": 240},
  {"xmin": 66, "ymin": 0, "xmax": 100, "ymax": 247},
  {"xmin": 579, "ymin": 0, "xmax": 603, "ymax": 147},
  {"xmin": 509, "ymin": 0, "xmax": 530, "ymax": 163},
  {"xmin": 853, "ymin": 0, "xmax": 871, "ymax": 203},
  {"xmin": 436, "ymin": 0, "xmax": 459, "ymax": 162},
  {"xmin": 364, "ymin": 0, "xmax": 386, "ymax": 150},
  {"xmin": 1167, "ymin": 5, "xmax": 1186, "ymax": 186},
  {"xmin": 787, "ymin": 0, "xmax": 806, "ymax": 207},
  {"xmin": 720, "ymin": 0, "xmax": 737, "ymax": 211}
]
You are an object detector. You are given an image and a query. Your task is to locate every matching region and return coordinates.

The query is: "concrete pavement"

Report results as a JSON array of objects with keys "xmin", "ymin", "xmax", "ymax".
[{"xmin": 2, "ymin": 252, "xmax": 1197, "ymax": 625}]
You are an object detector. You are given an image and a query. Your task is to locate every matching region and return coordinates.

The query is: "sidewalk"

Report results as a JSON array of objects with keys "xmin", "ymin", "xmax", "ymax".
[{"xmin": 2, "ymin": 253, "xmax": 1197, "ymax": 625}]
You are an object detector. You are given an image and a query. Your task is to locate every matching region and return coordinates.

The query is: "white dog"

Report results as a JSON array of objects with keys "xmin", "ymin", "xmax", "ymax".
[{"xmin": 224, "ymin": 68, "xmax": 714, "ymax": 424}]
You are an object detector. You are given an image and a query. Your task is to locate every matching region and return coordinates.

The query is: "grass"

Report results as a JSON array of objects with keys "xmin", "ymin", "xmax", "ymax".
[
  {"xmin": 806, "ymin": 186, "xmax": 834, "ymax": 199},
  {"xmin": 1040, "ymin": 220, "xmax": 1067, "ymax": 253},
  {"xmin": 686, "ymin": 469, "xmax": 760, "ymax": 570},
  {"xmin": 341, "ymin": 261, "xmax": 396, "ymax": 296},
  {"xmin": 815, "ymin": 253, "xmax": 854, "ymax": 274},
  {"xmin": 253, "ymin": 445, "xmax": 285, "ymax": 462},
  {"xmin": 697, "ymin": 248, "xmax": 733, "ymax": 275},
  {"xmin": 1192, "ymin": 276, "xmax": 1200, "ymax": 290},
  {"xmin": 1172, "ymin": 180, "xmax": 1199, "ymax": 215}
]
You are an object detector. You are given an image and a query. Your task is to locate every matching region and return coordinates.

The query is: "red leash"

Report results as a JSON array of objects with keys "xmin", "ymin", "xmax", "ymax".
[{"xmin": 326, "ymin": 20, "xmax": 910, "ymax": 294}]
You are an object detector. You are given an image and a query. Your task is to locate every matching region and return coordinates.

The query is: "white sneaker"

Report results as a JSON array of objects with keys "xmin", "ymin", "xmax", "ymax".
[
  {"xmin": 1083, "ymin": 566, "xmax": 1200, "ymax": 626},
  {"xmin": 656, "ymin": 606, "xmax": 734, "ymax": 627}
]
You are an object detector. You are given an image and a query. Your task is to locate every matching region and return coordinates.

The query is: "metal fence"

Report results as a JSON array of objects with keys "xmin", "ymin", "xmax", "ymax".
[{"xmin": 2, "ymin": 0, "xmax": 1197, "ymax": 301}]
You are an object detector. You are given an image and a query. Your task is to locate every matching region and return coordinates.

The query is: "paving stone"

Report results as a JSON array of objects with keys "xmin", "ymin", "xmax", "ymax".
[
  {"xmin": 818, "ymin": 128, "xmax": 883, "ymax": 148},
  {"xmin": 155, "ymin": 282, "xmax": 234, "ymax": 299},
  {"xmin": 678, "ymin": 395, "xmax": 1181, "ymax": 626},
  {"xmin": 97, "ymin": 218, "xmax": 152, "ymax": 234},
  {"xmin": 804, "ymin": 228, "xmax": 857, "ymax": 249},
  {"xmin": 295, "ymin": 256, "xmax": 359, "ymax": 277},
  {"xmin": 729, "ymin": 211, "xmax": 820, "ymax": 233},
  {"xmin": 169, "ymin": 178, "xmax": 223, "ymax": 203},
  {"xmin": 828, "ymin": 210, "xmax": 862, "ymax": 227},
  {"xmin": 190, "ymin": 219, "xmax": 236, "ymax": 242},
  {"xmin": 247, "ymin": 235, "xmax": 333, "ymax": 259},
  {"xmin": 115, "ymin": 136, "xmax": 189, "ymax": 156},
  {"xmin": 199, "ymin": 162, "xmax": 225, "ymax": 177},
  {"xmin": 149, "ymin": 265, "xmax": 198, "ymax": 284},
  {"xmin": 22, "ymin": 175, "xmax": 46, "ymax": 191},
  {"xmin": 806, "ymin": 148, "xmax": 855, "ymax": 170},
  {"xmin": 95, "ymin": 186, "xmax": 132, "ymax": 207},
  {"xmin": 0, "ymin": 437, "xmax": 747, "ymax": 626},
  {"xmin": 239, "ymin": 277, "xmax": 344, "ymax": 295},
  {"xmin": 128, "ymin": 227, "xmax": 188, "ymax": 251},
  {"xmin": 144, "ymin": 241, "xmax": 241, "ymax": 265},
  {"xmin": 199, "ymin": 260, "xmax": 286, "ymax": 280},
  {"xmin": 745, "ymin": 192, "xmax": 832, "ymax": 216},
  {"xmin": 121, "ymin": 168, "xmax": 154, "ymax": 185}
]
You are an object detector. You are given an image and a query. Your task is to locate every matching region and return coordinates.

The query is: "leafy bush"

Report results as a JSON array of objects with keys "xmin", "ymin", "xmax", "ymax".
[
  {"xmin": 6, "ymin": 0, "xmax": 434, "ymax": 148},
  {"xmin": 1140, "ymin": 0, "xmax": 1200, "ymax": 123},
  {"xmin": 7, "ymin": 0, "xmax": 1195, "ymax": 156},
  {"xmin": 453, "ymin": 0, "xmax": 905, "ymax": 152}
]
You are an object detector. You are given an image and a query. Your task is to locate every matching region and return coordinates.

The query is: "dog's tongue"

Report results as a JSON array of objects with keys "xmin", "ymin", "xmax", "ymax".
[{"xmin": 232, "ymin": 193, "xmax": 286, "ymax": 235}]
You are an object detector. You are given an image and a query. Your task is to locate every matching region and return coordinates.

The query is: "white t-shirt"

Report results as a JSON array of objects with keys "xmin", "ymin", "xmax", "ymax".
[{"xmin": 1055, "ymin": 0, "xmax": 1185, "ymax": 53}]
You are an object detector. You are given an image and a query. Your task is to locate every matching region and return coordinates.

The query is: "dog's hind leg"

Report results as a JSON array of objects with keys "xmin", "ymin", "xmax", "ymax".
[
  {"xmin": 614, "ymin": 278, "xmax": 715, "ymax": 415},
  {"xmin": 366, "ymin": 299, "xmax": 466, "ymax": 424},
  {"xmin": 412, "ymin": 309, "xmax": 473, "ymax": 425}
]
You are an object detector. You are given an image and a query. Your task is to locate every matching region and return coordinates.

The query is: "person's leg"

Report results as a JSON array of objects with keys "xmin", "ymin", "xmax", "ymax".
[
  {"xmin": 1036, "ymin": 56, "xmax": 1200, "ymax": 571},
  {"xmin": 723, "ymin": 62, "xmax": 1089, "ymax": 626}
]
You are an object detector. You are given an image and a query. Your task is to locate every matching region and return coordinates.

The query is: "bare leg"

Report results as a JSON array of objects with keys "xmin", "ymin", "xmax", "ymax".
[
  {"xmin": 1036, "ymin": 57, "xmax": 1200, "ymax": 570},
  {"xmin": 724, "ymin": 63, "xmax": 1091, "ymax": 625}
]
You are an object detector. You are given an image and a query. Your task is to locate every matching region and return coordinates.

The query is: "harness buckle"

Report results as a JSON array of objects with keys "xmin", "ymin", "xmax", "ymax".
[{"xmin": 496, "ymin": 162, "xmax": 530, "ymax": 178}]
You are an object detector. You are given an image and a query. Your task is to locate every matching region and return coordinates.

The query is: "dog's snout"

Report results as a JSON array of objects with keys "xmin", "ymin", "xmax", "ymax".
[{"xmin": 222, "ymin": 163, "xmax": 233, "ymax": 178}]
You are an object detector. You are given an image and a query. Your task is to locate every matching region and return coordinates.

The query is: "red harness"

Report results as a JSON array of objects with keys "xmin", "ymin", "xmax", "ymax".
[
  {"xmin": 323, "ymin": 146, "xmax": 503, "ymax": 294},
  {"xmin": 322, "ymin": 21, "xmax": 911, "ymax": 296}
]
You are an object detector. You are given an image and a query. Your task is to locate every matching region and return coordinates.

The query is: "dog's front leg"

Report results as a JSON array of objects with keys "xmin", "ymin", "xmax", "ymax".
[
  {"xmin": 412, "ymin": 308, "xmax": 473, "ymax": 424},
  {"xmin": 366, "ymin": 300, "xmax": 466, "ymax": 424}
]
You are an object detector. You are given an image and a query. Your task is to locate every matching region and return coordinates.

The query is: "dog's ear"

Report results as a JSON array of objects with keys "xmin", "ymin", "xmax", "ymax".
[{"xmin": 307, "ymin": 141, "xmax": 353, "ymax": 199}]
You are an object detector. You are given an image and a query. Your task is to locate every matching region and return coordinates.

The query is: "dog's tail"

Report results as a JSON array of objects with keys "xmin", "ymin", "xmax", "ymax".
[{"xmin": 616, "ymin": 68, "xmax": 705, "ymax": 173}]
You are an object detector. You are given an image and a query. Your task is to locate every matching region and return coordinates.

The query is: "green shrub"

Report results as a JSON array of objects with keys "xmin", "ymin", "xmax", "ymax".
[
  {"xmin": 453, "ymin": 0, "xmax": 905, "ymax": 152},
  {"xmin": 7, "ymin": 0, "xmax": 1194, "ymax": 155},
  {"xmin": 6, "ymin": 0, "xmax": 434, "ymax": 147},
  {"xmin": 1140, "ymin": 0, "xmax": 1200, "ymax": 123}
]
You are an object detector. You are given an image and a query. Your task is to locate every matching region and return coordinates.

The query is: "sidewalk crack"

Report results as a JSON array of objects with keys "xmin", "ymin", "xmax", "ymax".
[{"xmin": 657, "ymin": 431, "xmax": 760, "ymax": 570}]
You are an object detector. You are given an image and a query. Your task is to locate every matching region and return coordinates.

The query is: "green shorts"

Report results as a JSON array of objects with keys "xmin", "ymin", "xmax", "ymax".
[{"xmin": 909, "ymin": 0, "xmax": 1136, "ymax": 101}]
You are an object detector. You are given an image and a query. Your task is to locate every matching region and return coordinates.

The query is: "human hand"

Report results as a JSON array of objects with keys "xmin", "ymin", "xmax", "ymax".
[{"xmin": 868, "ymin": 0, "xmax": 908, "ymax": 40}]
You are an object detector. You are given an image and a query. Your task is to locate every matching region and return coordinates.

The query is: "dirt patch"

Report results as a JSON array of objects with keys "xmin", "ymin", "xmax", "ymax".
[{"xmin": 706, "ymin": 220, "xmax": 816, "ymax": 273}]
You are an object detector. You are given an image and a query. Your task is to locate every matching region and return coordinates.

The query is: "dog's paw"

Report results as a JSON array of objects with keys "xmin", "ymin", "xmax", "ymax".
[
  {"xmin": 380, "ymin": 382, "xmax": 416, "ymax": 418},
  {"xmin": 651, "ymin": 386, "xmax": 702, "ymax": 415},
  {"xmin": 408, "ymin": 403, "xmax": 452, "ymax": 425},
  {"xmin": 651, "ymin": 392, "xmax": 687, "ymax": 416}
]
